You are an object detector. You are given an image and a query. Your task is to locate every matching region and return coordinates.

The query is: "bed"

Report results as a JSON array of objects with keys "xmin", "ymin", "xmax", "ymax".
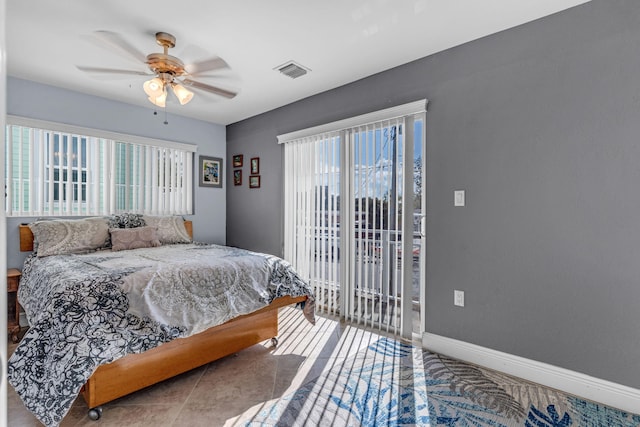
[{"xmin": 7, "ymin": 215, "xmax": 315, "ymax": 427}]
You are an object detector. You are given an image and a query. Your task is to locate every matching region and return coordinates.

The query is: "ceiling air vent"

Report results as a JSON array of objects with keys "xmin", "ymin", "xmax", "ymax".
[{"xmin": 275, "ymin": 61, "xmax": 310, "ymax": 79}]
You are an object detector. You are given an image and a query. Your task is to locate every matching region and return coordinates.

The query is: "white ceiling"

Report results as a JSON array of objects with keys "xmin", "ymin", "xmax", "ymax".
[{"xmin": 7, "ymin": 0, "xmax": 590, "ymax": 125}]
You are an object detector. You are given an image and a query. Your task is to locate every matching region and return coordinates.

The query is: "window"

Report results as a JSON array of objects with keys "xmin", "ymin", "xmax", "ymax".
[{"xmin": 5, "ymin": 116, "xmax": 195, "ymax": 217}]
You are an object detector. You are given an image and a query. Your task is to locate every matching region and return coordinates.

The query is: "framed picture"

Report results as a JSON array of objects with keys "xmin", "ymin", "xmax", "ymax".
[
  {"xmin": 250, "ymin": 157, "xmax": 260, "ymax": 174},
  {"xmin": 232, "ymin": 154, "xmax": 244, "ymax": 168},
  {"xmin": 233, "ymin": 169, "xmax": 242, "ymax": 186},
  {"xmin": 199, "ymin": 156, "xmax": 223, "ymax": 188},
  {"xmin": 249, "ymin": 175, "xmax": 261, "ymax": 189}
]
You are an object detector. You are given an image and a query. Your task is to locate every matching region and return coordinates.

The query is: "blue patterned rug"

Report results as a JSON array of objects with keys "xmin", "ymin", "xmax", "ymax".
[{"xmin": 241, "ymin": 337, "xmax": 640, "ymax": 426}]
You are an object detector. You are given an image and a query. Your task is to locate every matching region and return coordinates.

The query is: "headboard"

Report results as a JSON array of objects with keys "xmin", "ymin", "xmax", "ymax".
[{"xmin": 19, "ymin": 220, "xmax": 194, "ymax": 252}]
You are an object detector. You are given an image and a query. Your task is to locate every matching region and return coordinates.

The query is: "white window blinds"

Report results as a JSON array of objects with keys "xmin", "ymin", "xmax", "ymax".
[
  {"xmin": 279, "ymin": 100, "xmax": 427, "ymax": 332},
  {"xmin": 283, "ymin": 131, "xmax": 343, "ymax": 316},
  {"xmin": 5, "ymin": 116, "xmax": 195, "ymax": 217}
]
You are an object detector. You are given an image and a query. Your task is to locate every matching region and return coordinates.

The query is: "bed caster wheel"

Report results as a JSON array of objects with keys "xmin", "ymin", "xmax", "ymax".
[
  {"xmin": 88, "ymin": 407, "xmax": 102, "ymax": 421},
  {"xmin": 271, "ymin": 337, "xmax": 279, "ymax": 347}
]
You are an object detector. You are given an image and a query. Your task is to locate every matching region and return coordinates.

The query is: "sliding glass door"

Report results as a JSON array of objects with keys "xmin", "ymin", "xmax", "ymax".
[{"xmin": 282, "ymin": 102, "xmax": 426, "ymax": 338}]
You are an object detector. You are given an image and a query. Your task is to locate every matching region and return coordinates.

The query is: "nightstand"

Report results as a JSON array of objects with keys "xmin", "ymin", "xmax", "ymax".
[{"xmin": 7, "ymin": 268, "xmax": 22, "ymax": 343}]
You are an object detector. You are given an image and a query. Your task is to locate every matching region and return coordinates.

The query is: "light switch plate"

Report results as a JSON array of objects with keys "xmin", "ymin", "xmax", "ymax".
[
  {"xmin": 454, "ymin": 190, "xmax": 465, "ymax": 207},
  {"xmin": 454, "ymin": 290, "xmax": 465, "ymax": 307}
]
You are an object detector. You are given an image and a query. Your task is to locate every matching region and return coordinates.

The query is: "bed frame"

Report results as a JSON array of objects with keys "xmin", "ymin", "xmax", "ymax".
[{"xmin": 18, "ymin": 221, "xmax": 308, "ymax": 420}]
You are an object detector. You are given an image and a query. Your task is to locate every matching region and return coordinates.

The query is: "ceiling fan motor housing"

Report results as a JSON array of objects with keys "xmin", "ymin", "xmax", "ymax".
[
  {"xmin": 146, "ymin": 53, "xmax": 186, "ymax": 77},
  {"xmin": 146, "ymin": 32, "xmax": 186, "ymax": 78}
]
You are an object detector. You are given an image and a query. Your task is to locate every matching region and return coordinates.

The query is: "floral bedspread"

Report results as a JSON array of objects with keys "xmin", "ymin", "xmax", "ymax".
[{"xmin": 7, "ymin": 243, "xmax": 315, "ymax": 427}]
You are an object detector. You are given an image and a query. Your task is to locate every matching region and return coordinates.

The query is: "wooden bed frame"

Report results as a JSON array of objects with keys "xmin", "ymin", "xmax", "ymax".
[{"xmin": 18, "ymin": 221, "xmax": 308, "ymax": 419}]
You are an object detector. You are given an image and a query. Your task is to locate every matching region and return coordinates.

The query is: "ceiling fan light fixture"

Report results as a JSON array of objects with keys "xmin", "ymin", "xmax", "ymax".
[
  {"xmin": 171, "ymin": 82, "xmax": 194, "ymax": 105},
  {"xmin": 143, "ymin": 77, "xmax": 165, "ymax": 97},
  {"xmin": 148, "ymin": 89, "xmax": 167, "ymax": 108}
]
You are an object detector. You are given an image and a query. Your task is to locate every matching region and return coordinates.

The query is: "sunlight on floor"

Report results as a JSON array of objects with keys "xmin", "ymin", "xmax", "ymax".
[{"xmin": 225, "ymin": 307, "xmax": 418, "ymax": 426}]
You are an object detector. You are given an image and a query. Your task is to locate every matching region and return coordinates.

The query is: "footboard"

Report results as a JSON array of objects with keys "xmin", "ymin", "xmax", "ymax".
[{"xmin": 81, "ymin": 295, "xmax": 307, "ymax": 410}]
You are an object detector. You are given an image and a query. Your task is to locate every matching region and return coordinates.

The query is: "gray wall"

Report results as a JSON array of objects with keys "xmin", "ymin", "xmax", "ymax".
[
  {"xmin": 7, "ymin": 77, "xmax": 227, "ymax": 268},
  {"xmin": 227, "ymin": 0, "xmax": 640, "ymax": 389}
]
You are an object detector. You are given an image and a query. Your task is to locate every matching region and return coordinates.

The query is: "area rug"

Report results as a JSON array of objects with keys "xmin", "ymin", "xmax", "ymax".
[{"xmin": 240, "ymin": 337, "xmax": 640, "ymax": 426}]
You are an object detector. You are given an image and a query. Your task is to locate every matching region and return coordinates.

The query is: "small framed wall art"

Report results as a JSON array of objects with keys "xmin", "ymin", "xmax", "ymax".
[
  {"xmin": 199, "ymin": 156, "xmax": 223, "ymax": 188},
  {"xmin": 233, "ymin": 170, "xmax": 242, "ymax": 186},
  {"xmin": 232, "ymin": 154, "xmax": 244, "ymax": 168},
  {"xmin": 249, "ymin": 175, "xmax": 261, "ymax": 189},
  {"xmin": 250, "ymin": 157, "xmax": 260, "ymax": 175}
]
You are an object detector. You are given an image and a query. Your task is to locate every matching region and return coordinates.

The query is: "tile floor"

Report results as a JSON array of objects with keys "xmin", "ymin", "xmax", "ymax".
[
  {"xmin": 7, "ymin": 307, "xmax": 388, "ymax": 426},
  {"xmin": 6, "ymin": 307, "xmax": 637, "ymax": 426}
]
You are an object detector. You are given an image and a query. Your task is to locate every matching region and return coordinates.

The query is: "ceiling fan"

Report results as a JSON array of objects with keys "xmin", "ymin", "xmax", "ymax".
[{"xmin": 77, "ymin": 31, "xmax": 237, "ymax": 108}]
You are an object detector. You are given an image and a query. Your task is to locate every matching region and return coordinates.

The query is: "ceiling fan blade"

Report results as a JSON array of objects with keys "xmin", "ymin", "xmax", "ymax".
[
  {"xmin": 185, "ymin": 57, "xmax": 230, "ymax": 76},
  {"xmin": 181, "ymin": 78, "xmax": 237, "ymax": 99},
  {"xmin": 77, "ymin": 66, "xmax": 151, "ymax": 76},
  {"xmin": 92, "ymin": 30, "xmax": 147, "ymax": 64}
]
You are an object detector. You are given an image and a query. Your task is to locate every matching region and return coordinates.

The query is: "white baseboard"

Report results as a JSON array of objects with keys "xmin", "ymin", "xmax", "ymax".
[{"xmin": 422, "ymin": 332, "xmax": 640, "ymax": 414}]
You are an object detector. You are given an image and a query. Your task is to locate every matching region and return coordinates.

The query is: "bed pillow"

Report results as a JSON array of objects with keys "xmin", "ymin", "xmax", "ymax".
[
  {"xmin": 142, "ymin": 215, "xmax": 192, "ymax": 244},
  {"xmin": 29, "ymin": 217, "xmax": 111, "ymax": 257},
  {"xmin": 108, "ymin": 213, "xmax": 146, "ymax": 229},
  {"xmin": 110, "ymin": 226, "xmax": 162, "ymax": 251}
]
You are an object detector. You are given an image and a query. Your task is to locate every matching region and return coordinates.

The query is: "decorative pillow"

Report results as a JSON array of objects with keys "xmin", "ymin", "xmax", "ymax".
[
  {"xmin": 29, "ymin": 217, "xmax": 111, "ymax": 257},
  {"xmin": 142, "ymin": 215, "xmax": 192, "ymax": 244},
  {"xmin": 31, "ymin": 216, "xmax": 108, "ymax": 252},
  {"xmin": 108, "ymin": 213, "xmax": 146, "ymax": 229},
  {"xmin": 110, "ymin": 226, "xmax": 162, "ymax": 251}
]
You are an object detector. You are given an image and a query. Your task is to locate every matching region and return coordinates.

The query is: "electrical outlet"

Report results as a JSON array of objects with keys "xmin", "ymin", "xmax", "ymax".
[{"xmin": 454, "ymin": 290, "xmax": 465, "ymax": 307}]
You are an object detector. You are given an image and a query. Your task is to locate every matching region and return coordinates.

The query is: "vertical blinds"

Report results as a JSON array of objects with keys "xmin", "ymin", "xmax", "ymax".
[
  {"xmin": 283, "ymin": 132, "xmax": 342, "ymax": 316},
  {"xmin": 280, "ymin": 100, "xmax": 426, "ymax": 336},
  {"xmin": 5, "ymin": 116, "xmax": 195, "ymax": 217},
  {"xmin": 345, "ymin": 117, "xmax": 411, "ymax": 334}
]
